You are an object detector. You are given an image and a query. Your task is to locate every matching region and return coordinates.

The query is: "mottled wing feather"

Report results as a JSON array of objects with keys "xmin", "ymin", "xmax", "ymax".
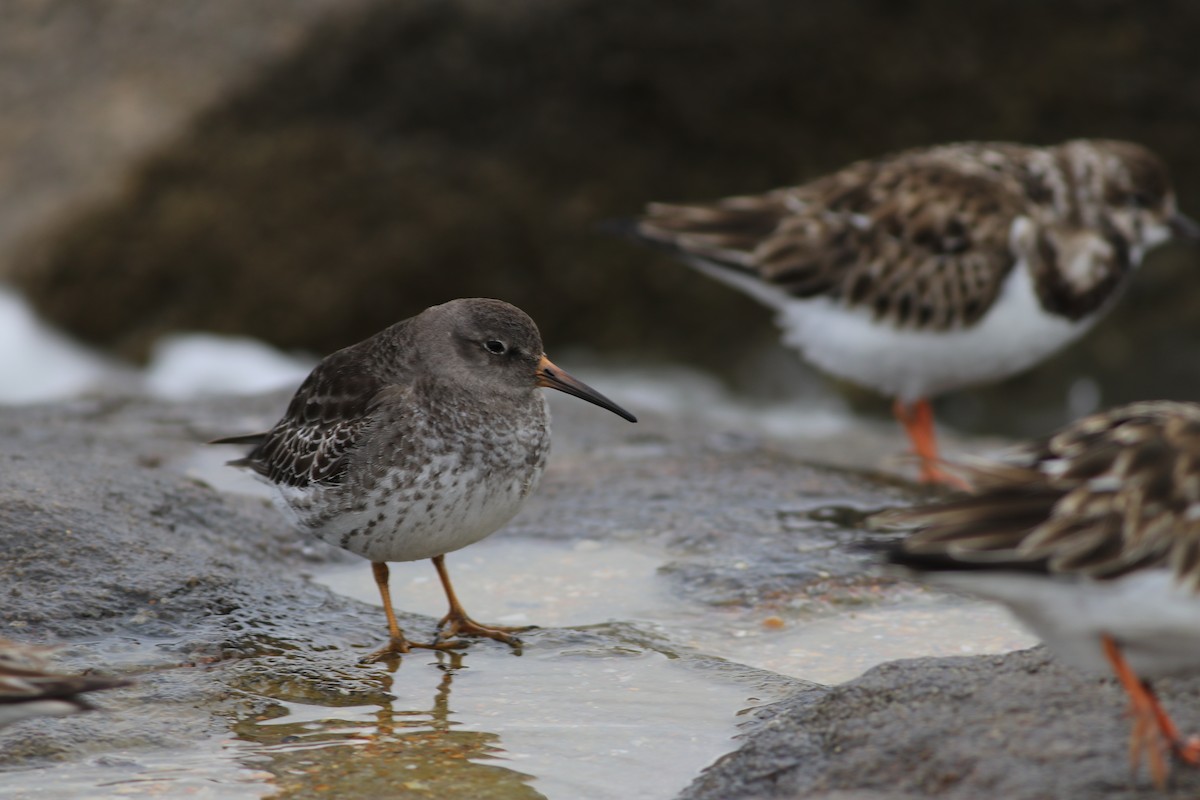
[
  {"xmin": 638, "ymin": 148, "xmax": 1029, "ymax": 331},
  {"xmin": 217, "ymin": 318, "xmax": 421, "ymax": 489},
  {"xmin": 233, "ymin": 355, "xmax": 394, "ymax": 489},
  {"xmin": 876, "ymin": 402, "xmax": 1200, "ymax": 589}
]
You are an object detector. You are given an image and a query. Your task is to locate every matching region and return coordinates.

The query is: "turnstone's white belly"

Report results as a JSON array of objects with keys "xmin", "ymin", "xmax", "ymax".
[
  {"xmin": 925, "ymin": 569, "xmax": 1200, "ymax": 678},
  {"xmin": 775, "ymin": 264, "xmax": 1101, "ymax": 402}
]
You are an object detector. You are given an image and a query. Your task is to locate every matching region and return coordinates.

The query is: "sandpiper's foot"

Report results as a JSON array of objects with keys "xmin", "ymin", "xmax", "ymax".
[
  {"xmin": 360, "ymin": 635, "xmax": 417, "ymax": 664},
  {"xmin": 428, "ymin": 554, "xmax": 534, "ymax": 651},
  {"xmin": 435, "ymin": 610, "xmax": 534, "ymax": 650}
]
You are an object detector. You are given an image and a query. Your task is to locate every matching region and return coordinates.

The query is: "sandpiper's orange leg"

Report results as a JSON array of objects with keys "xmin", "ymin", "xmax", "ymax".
[
  {"xmin": 430, "ymin": 554, "xmax": 531, "ymax": 650},
  {"xmin": 361, "ymin": 561, "xmax": 417, "ymax": 662},
  {"xmin": 892, "ymin": 398, "xmax": 970, "ymax": 490},
  {"xmin": 1102, "ymin": 634, "xmax": 1200, "ymax": 788}
]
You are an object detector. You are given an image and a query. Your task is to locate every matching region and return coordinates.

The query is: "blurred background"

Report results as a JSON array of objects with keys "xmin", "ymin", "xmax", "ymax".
[{"xmin": 2, "ymin": 0, "xmax": 1199, "ymax": 435}]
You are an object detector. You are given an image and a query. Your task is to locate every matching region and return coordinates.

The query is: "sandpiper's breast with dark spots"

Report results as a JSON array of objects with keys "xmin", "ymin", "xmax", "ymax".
[{"xmin": 278, "ymin": 395, "xmax": 551, "ymax": 563}]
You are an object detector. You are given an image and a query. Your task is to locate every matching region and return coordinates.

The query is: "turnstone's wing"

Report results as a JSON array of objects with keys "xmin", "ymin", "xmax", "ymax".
[
  {"xmin": 0, "ymin": 643, "xmax": 130, "ymax": 727},
  {"xmin": 637, "ymin": 149, "xmax": 1031, "ymax": 331},
  {"xmin": 0, "ymin": 666, "xmax": 129, "ymax": 706},
  {"xmin": 214, "ymin": 333, "xmax": 413, "ymax": 489},
  {"xmin": 875, "ymin": 401, "xmax": 1200, "ymax": 587}
]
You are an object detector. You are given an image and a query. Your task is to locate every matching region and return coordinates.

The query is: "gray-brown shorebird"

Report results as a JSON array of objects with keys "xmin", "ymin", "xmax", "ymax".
[{"xmin": 214, "ymin": 298, "xmax": 636, "ymax": 661}]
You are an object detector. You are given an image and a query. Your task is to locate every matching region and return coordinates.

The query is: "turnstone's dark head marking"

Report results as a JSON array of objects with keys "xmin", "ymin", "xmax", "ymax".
[
  {"xmin": 629, "ymin": 140, "xmax": 1199, "ymax": 485},
  {"xmin": 874, "ymin": 400, "xmax": 1200, "ymax": 786},
  {"xmin": 213, "ymin": 298, "xmax": 635, "ymax": 661}
]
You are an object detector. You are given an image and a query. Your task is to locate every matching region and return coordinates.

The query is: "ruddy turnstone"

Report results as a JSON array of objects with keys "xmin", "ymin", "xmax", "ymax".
[
  {"xmin": 0, "ymin": 638, "xmax": 129, "ymax": 729},
  {"xmin": 873, "ymin": 400, "xmax": 1200, "ymax": 787},
  {"xmin": 631, "ymin": 140, "xmax": 1200, "ymax": 485},
  {"xmin": 213, "ymin": 298, "xmax": 636, "ymax": 661}
]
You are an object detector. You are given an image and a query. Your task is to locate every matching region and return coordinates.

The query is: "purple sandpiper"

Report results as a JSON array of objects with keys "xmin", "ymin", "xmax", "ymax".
[{"xmin": 214, "ymin": 298, "xmax": 636, "ymax": 661}]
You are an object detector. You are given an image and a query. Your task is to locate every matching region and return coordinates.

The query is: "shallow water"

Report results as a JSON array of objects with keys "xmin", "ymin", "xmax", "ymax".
[
  {"xmin": 230, "ymin": 645, "xmax": 760, "ymax": 800},
  {"xmin": 2, "ymin": 531, "xmax": 1034, "ymax": 800},
  {"xmin": 318, "ymin": 535, "xmax": 1035, "ymax": 687},
  {"xmin": 3, "ymin": 630, "xmax": 766, "ymax": 800}
]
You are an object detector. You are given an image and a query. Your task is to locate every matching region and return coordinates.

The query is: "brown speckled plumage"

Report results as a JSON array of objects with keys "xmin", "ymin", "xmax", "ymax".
[
  {"xmin": 878, "ymin": 401, "xmax": 1200, "ymax": 589},
  {"xmin": 637, "ymin": 139, "xmax": 1183, "ymax": 331}
]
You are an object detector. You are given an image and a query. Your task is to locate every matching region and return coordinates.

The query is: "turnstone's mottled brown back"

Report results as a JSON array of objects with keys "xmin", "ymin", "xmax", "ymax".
[{"xmin": 637, "ymin": 140, "xmax": 1181, "ymax": 331}]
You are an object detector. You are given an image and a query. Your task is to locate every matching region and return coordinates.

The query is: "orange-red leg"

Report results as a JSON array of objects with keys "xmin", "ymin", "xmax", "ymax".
[
  {"xmin": 360, "ymin": 557, "xmax": 533, "ymax": 661},
  {"xmin": 430, "ymin": 554, "xmax": 530, "ymax": 650},
  {"xmin": 892, "ymin": 398, "xmax": 970, "ymax": 490},
  {"xmin": 362, "ymin": 561, "xmax": 417, "ymax": 662},
  {"xmin": 1102, "ymin": 634, "xmax": 1200, "ymax": 789}
]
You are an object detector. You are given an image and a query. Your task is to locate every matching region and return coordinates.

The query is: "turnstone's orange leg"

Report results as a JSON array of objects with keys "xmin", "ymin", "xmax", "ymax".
[
  {"xmin": 892, "ymin": 398, "xmax": 970, "ymax": 490},
  {"xmin": 1102, "ymin": 634, "xmax": 1200, "ymax": 788},
  {"xmin": 1145, "ymin": 683, "xmax": 1200, "ymax": 768},
  {"xmin": 361, "ymin": 561, "xmax": 424, "ymax": 662},
  {"xmin": 430, "ymin": 554, "xmax": 531, "ymax": 650}
]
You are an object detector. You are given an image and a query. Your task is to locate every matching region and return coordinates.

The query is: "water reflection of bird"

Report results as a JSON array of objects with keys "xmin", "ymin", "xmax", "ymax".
[
  {"xmin": 371, "ymin": 651, "xmax": 462, "ymax": 738},
  {"xmin": 0, "ymin": 638, "xmax": 130, "ymax": 729},
  {"xmin": 214, "ymin": 299, "xmax": 635, "ymax": 661},
  {"xmin": 630, "ymin": 140, "xmax": 1200, "ymax": 486},
  {"xmin": 238, "ymin": 652, "xmax": 546, "ymax": 800},
  {"xmin": 874, "ymin": 400, "xmax": 1200, "ymax": 787}
]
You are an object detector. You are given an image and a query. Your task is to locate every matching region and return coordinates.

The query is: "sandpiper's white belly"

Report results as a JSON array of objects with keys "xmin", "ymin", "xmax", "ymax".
[
  {"xmin": 923, "ymin": 569, "xmax": 1200, "ymax": 678},
  {"xmin": 693, "ymin": 260, "xmax": 1101, "ymax": 402},
  {"xmin": 266, "ymin": 402, "xmax": 551, "ymax": 565}
]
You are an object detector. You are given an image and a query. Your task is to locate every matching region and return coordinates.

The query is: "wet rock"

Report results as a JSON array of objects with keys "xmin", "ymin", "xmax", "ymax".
[
  {"xmin": 0, "ymin": 393, "xmax": 423, "ymax": 762},
  {"xmin": 679, "ymin": 648, "xmax": 1200, "ymax": 800}
]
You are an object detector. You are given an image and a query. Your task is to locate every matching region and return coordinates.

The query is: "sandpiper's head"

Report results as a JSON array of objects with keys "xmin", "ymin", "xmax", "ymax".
[
  {"xmin": 1071, "ymin": 140, "xmax": 1200, "ymax": 254},
  {"xmin": 424, "ymin": 298, "xmax": 636, "ymax": 423}
]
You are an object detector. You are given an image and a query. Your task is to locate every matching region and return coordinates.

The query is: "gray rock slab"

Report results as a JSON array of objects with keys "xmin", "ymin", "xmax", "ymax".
[
  {"xmin": 0, "ymin": 393, "xmax": 412, "ymax": 761},
  {"xmin": 680, "ymin": 648, "xmax": 1200, "ymax": 800}
]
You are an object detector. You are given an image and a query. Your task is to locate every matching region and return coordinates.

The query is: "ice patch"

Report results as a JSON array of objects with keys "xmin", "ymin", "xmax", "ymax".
[
  {"xmin": 143, "ymin": 333, "xmax": 314, "ymax": 400},
  {"xmin": 0, "ymin": 285, "xmax": 119, "ymax": 403}
]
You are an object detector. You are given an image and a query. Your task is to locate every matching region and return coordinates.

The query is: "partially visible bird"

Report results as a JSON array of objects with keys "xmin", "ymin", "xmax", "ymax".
[
  {"xmin": 630, "ymin": 139, "xmax": 1200, "ymax": 486},
  {"xmin": 873, "ymin": 400, "xmax": 1200, "ymax": 787},
  {"xmin": 213, "ymin": 298, "xmax": 636, "ymax": 662},
  {"xmin": 0, "ymin": 638, "xmax": 130, "ymax": 729}
]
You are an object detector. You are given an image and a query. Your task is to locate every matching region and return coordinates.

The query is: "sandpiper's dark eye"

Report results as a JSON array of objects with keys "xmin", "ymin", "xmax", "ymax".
[{"xmin": 484, "ymin": 340, "xmax": 507, "ymax": 355}]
